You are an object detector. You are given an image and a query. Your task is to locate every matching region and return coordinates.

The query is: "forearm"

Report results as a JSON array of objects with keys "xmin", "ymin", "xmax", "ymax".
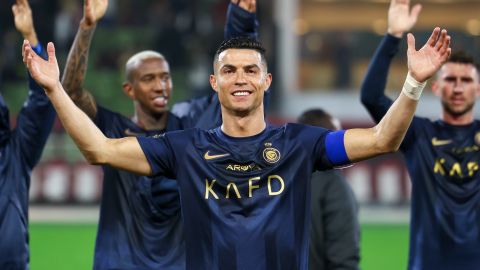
[
  {"xmin": 61, "ymin": 21, "xmax": 96, "ymax": 100},
  {"xmin": 346, "ymin": 91, "xmax": 419, "ymax": 162},
  {"xmin": 47, "ymin": 81, "xmax": 107, "ymax": 164},
  {"xmin": 360, "ymin": 34, "xmax": 401, "ymax": 122}
]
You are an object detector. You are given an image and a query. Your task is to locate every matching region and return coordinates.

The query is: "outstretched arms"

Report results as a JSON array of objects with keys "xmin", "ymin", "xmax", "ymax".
[
  {"xmin": 61, "ymin": 0, "xmax": 108, "ymax": 119},
  {"xmin": 360, "ymin": 0, "xmax": 422, "ymax": 123},
  {"xmin": 346, "ymin": 28, "xmax": 451, "ymax": 162},
  {"xmin": 13, "ymin": 0, "xmax": 56, "ymax": 168},
  {"xmin": 23, "ymin": 41, "xmax": 152, "ymax": 176}
]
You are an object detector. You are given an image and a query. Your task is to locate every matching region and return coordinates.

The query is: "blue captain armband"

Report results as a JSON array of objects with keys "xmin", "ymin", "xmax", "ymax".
[
  {"xmin": 31, "ymin": 43, "xmax": 44, "ymax": 56},
  {"xmin": 325, "ymin": 130, "xmax": 350, "ymax": 166}
]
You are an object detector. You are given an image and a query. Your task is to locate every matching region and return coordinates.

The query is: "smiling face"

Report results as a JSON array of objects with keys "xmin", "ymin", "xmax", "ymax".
[
  {"xmin": 123, "ymin": 56, "xmax": 172, "ymax": 118},
  {"xmin": 210, "ymin": 48, "xmax": 271, "ymax": 116},
  {"xmin": 432, "ymin": 62, "xmax": 480, "ymax": 122}
]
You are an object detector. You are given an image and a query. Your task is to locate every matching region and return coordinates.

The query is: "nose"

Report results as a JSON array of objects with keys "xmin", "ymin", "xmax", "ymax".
[
  {"xmin": 153, "ymin": 78, "xmax": 166, "ymax": 93},
  {"xmin": 453, "ymin": 78, "xmax": 464, "ymax": 93},
  {"xmin": 235, "ymin": 71, "xmax": 247, "ymax": 85}
]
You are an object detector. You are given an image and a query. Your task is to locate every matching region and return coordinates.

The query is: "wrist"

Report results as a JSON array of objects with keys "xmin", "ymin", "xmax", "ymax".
[
  {"xmin": 402, "ymin": 72, "xmax": 426, "ymax": 100},
  {"xmin": 387, "ymin": 28, "xmax": 404, "ymax": 38},
  {"xmin": 80, "ymin": 18, "xmax": 96, "ymax": 30},
  {"xmin": 24, "ymin": 31, "xmax": 38, "ymax": 46}
]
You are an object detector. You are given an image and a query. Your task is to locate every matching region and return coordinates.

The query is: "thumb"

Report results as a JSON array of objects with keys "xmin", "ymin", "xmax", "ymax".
[
  {"xmin": 12, "ymin": 5, "xmax": 18, "ymax": 16},
  {"xmin": 410, "ymin": 4, "xmax": 422, "ymax": 22},
  {"xmin": 407, "ymin": 33, "xmax": 415, "ymax": 55},
  {"xmin": 47, "ymin": 42, "xmax": 57, "ymax": 63}
]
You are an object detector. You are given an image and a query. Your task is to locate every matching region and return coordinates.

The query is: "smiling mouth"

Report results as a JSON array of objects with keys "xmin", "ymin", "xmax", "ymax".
[
  {"xmin": 153, "ymin": 96, "xmax": 168, "ymax": 106},
  {"xmin": 232, "ymin": 91, "xmax": 252, "ymax": 96}
]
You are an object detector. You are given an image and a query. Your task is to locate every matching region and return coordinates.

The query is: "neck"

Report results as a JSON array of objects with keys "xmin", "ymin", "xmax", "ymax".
[
  {"xmin": 221, "ymin": 106, "xmax": 266, "ymax": 137},
  {"xmin": 442, "ymin": 111, "xmax": 474, "ymax": 126},
  {"xmin": 133, "ymin": 105, "xmax": 168, "ymax": 130}
]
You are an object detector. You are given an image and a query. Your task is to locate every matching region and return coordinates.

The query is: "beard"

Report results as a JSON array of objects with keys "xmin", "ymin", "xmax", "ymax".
[{"xmin": 442, "ymin": 99, "xmax": 475, "ymax": 118}]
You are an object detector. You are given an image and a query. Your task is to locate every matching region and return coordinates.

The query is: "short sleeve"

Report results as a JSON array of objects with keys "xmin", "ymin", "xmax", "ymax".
[{"xmin": 137, "ymin": 135, "xmax": 176, "ymax": 179}]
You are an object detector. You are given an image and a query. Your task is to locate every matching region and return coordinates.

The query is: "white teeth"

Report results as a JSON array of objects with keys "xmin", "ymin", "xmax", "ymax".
[{"xmin": 233, "ymin": 91, "xmax": 250, "ymax": 96}]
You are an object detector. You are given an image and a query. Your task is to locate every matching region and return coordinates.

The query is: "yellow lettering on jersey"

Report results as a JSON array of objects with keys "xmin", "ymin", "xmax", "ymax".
[
  {"xmin": 433, "ymin": 158, "xmax": 446, "ymax": 176},
  {"xmin": 268, "ymin": 175, "xmax": 285, "ymax": 196},
  {"xmin": 248, "ymin": 177, "xmax": 260, "ymax": 198},
  {"xmin": 226, "ymin": 183, "xmax": 241, "ymax": 199},
  {"xmin": 205, "ymin": 179, "xmax": 219, "ymax": 199},
  {"xmin": 449, "ymin": 163, "xmax": 463, "ymax": 178},
  {"xmin": 468, "ymin": 162, "xmax": 479, "ymax": 177}
]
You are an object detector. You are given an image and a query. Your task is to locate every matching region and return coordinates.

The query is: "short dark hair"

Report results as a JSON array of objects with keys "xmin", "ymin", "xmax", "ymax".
[
  {"xmin": 298, "ymin": 108, "xmax": 337, "ymax": 130},
  {"xmin": 213, "ymin": 37, "xmax": 267, "ymax": 69},
  {"xmin": 447, "ymin": 51, "xmax": 479, "ymax": 70}
]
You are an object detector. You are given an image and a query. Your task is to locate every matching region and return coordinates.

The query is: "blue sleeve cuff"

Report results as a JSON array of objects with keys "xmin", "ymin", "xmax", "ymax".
[
  {"xmin": 31, "ymin": 43, "xmax": 44, "ymax": 57},
  {"xmin": 325, "ymin": 130, "xmax": 350, "ymax": 166}
]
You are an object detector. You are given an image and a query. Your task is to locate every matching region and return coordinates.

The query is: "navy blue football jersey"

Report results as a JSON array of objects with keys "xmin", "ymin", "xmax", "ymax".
[
  {"xmin": 91, "ymin": 3, "xmax": 258, "ymax": 269},
  {"xmin": 361, "ymin": 34, "xmax": 480, "ymax": 269},
  {"xmin": 0, "ymin": 44, "xmax": 55, "ymax": 269},
  {"xmin": 138, "ymin": 124, "xmax": 348, "ymax": 270},
  {"xmin": 93, "ymin": 107, "xmax": 185, "ymax": 270}
]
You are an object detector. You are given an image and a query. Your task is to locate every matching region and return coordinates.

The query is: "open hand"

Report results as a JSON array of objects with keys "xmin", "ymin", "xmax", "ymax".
[
  {"xmin": 23, "ymin": 40, "xmax": 60, "ymax": 91},
  {"xmin": 231, "ymin": 0, "xmax": 256, "ymax": 13},
  {"xmin": 12, "ymin": 0, "xmax": 35, "ymax": 38},
  {"xmin": 388, "ymin": 0, "xmax": 422, "ymax": 38},
  {"xmin": 407, "ymin": 28, "xmax": 451, "ymax": 82},
  {"xmin": 83, "ymin": 0, "xmax": 108, "ymax": 27}
]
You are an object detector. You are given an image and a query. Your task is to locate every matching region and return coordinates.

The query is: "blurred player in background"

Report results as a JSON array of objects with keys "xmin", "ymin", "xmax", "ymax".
[
  {"xmin": 61, "ymin": 0, "xmax": 258, "ymax": 268},
  {"xmin": 0, "ymin": 0, "xmax": 55, "ymax": 268},
  {"xmin": 298, "ymin": 108, "xmax": 359, "ymax": 270},
  {"xmin": 24, "ymin": 24, "xmax": 451, "ymax": 268},
  {"xmin": 361, "ymin": 0, "xmax": 480, "ymax": 269}
]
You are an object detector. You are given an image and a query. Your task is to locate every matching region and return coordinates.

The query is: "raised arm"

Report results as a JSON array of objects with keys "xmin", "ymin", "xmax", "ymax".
[
  {"xmin": 23, "ymin": 41, "xmax": 152, "ymax": 175},
  {"xmin": 61, "ymin": 0, "xmax": 108, "ymax": 119},
  {"xmin": 12, "ymin": 0, "xmax": 56, "ymax": 168},
  {"xmin": 225, "ymin": 0, "xmax": 258, "ymax": 40},
  {"xmin": 360, "ymin": 0, "xmax": 422, "ymax": 123},
  {"xmin": 346, "ymin": 28, "xmax": 451, "ymax": 162}
]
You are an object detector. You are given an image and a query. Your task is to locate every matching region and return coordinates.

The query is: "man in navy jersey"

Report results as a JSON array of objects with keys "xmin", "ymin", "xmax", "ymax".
[
  {"xmin": 0, "ymin": 0, "xmax": 55, "ymax": 268},
  {"xmin": 298, "ymin": 108, "xmax": 360, "ymax": 270},
  {"xmin": 24, "ymin": 26, "xmax": 450, "ymax": 269},
  {"xmin": 61, "ymin": 0, "xmax": 258, "ymax": 269},
  {"xmin": 361, "ymin": 1, "xmax": 480, "ymax": 269}
]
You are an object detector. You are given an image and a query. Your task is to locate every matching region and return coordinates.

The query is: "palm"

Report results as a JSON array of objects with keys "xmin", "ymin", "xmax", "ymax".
[
  {"xmin": 408, "ymin": 28, "xmax": 451, "ymax": 82},
  {"xmin": 84, "ymin": 0, "xmax": 108, "ymax": 25},
  {"xmin": 24, "ymin": 43, "xmax": 60, "ymax": 91},
  {"xmin": 13, "ymin": 2, "xmax": 34, "ymax": 35},
  {"xmin": 388, "ymin": 0, "xmax": 421, "ymax": 36}
]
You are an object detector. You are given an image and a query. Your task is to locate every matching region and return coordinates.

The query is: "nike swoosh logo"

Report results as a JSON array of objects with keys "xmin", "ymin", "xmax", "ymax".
[
  {"xmin": 124, "ymin": 128, "xmax": 144, "ymax": 137},
  {"xmin": 204, "ymin": 151, "xmax": 230, "ymax": 160},
  {"xmin": 431, "ymin": 137, "xmax": 452, "ymax": 146}
]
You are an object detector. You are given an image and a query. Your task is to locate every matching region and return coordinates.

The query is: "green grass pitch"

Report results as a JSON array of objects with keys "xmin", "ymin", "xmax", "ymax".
[{"xmin": 29, "ymin": 223, "xmax": 409, "ymax": 269}]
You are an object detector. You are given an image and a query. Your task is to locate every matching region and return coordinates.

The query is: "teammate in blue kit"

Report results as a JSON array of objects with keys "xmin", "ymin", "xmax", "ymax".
[
  {"xmin": 24, "ymin": 24, "xmax": 450, "ymax": 269},
  {"xmin": 61, "ymin": 0, "xmax": 258, "ymax": 269},
  {"xmin": 0, "ymin": 0, "xmax": 55, "ymax": 268},
  {"xmin": 361, "ymin": 0, "xmax": 480, "ymax": 269}
]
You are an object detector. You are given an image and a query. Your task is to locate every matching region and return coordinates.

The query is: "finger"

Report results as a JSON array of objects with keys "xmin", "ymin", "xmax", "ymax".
[
  {"xmin": 426, "ymin": 27, "xmax": 440, "ymax": 48},
  {"xmin": 250, "ymin": 0, "xmax": 256, "ymax": 12},
  {"xmin": 434, "ymin": 29, "xmax": 447, "ymax": 51},
  {"xmin": 410, "ymin": 4, "xmax": 422, "ymax": 21},
  {"xmin": 12, "ymin": 5, "xmax": 18, "ymax": 16},
  {"xmin": 439, "ymin": 35, "xmax": 451, "ymax": 56},
  {"xmin": 231, "ymin": 0, "xmax": 239, "ymax": 4}
]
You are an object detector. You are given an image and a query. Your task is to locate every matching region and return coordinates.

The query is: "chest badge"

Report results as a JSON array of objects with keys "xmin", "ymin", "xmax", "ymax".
[
  {"xmin": 431, "ymin": 137, "xmax": 452, "ymax": 146},
  {"xmin": 263, "ymin": 147, "xmax": 281, "ymax": 164}
]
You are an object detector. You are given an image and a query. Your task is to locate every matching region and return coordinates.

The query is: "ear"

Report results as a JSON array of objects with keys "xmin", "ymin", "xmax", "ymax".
[
  {"xmin": 431, "ymin": 80, "xmax": 441, "ymax": 97},
  {"xmin": 210, "ymin": 74, "xmax": 219, "ymax": 93},
  {"xmin": 123, "ymin": 82, "xmax": 135, "ymax": 100},
  {"xmin": 263, "ymin": 73, "xmax": 272, "ymax": 92}
]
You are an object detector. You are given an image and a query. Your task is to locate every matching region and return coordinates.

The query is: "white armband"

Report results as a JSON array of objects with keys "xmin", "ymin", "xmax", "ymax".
[{"xmin": 402, "ymin": 72, "xmax": 426, "ymax": 100}]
